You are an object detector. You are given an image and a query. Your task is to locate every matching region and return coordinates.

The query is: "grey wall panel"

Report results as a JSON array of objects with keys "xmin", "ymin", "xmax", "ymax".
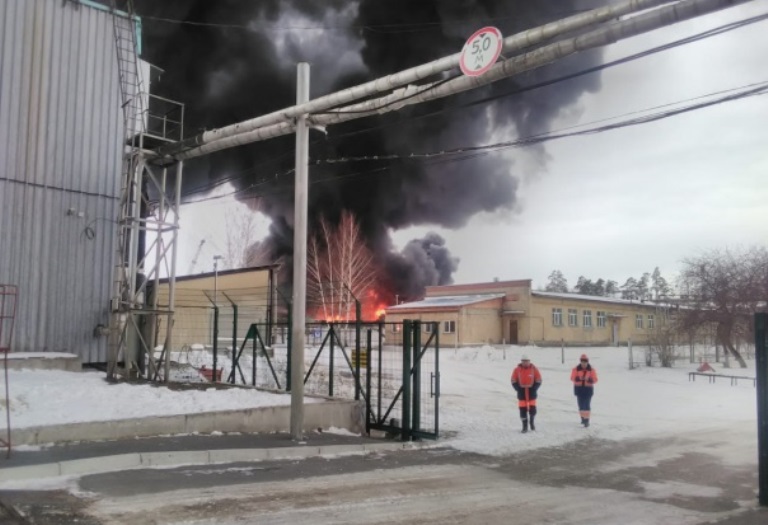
[{"xmin": 0, "ymin": 0, "xmax": 126, "ymax": 363}]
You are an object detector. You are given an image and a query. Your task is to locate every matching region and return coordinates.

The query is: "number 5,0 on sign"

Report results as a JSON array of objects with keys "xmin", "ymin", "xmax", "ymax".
[{"xmin": 459, "ymin": 27, "xmax": 503, "ymax": 77}]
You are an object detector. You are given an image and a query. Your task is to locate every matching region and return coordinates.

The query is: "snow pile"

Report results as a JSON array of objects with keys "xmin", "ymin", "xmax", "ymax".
[{"xmin": 0, "ymin": 369, "xmax": 318, "ymax": 429}]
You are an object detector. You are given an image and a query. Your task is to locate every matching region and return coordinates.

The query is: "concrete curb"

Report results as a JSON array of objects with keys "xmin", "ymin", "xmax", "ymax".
[
  {"xmin": 10, "ymin": 400, "xmax": 365, "ymax": 446},
  {"xmin": 0, "ymin": 441, "xmax": 429, "ymax": 483}
]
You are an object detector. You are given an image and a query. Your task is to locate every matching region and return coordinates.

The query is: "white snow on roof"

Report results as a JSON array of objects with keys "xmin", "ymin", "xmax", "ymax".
[
  {"xmin": 387, "ymin": 293, "xmax": 505, "ymax": 311},
  {"xmin": 532, "ymin": 290, "xmax": 669, "ymax": 308}
]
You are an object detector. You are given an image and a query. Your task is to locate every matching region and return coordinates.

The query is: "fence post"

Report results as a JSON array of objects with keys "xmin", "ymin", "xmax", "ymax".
[
  {"xmin": 286, "ymin": 307, "xmax": 292, "ymax": 391},
  {"xmin": 231, "ymin": 302, "xmax": 238, "ymax": 384},
  {"xmin": 413, "ymin": 321, "xmax": 422, "ymax": 436},
  {"xmin": 355, "ymin": 300, "xmax": 361, "ymax": 401},
  {"xmin": 366, "ymin": 328, "xmax": 372, "ymax": 435},
  {"xmin": 212, "ymin": 305, "xmax": 219, "ymax": 382},
  {"xmin": 329, "ymin": 324, "xmax": 335, "ymax": 397},
  {"xmin": 402, "ymin": 319, "xmax": 412, "ymax": 442},
  {"xmin": 561, "ymin": 338, "xmax": 564, "ymax": 364},
  {"xmin": 755, "ymin": 312, "xmax": 768, "ymax": 506},
  {"xmin": 628, "ymin": 338, "xmax": 633, "ymax": 370},
  {"xmin": 434, "ymin": 321, "xmax": 440, "ymax": 437},
  {"xmin": 378, "ymin": 322, "xmax": 383, "ymax": 423}
]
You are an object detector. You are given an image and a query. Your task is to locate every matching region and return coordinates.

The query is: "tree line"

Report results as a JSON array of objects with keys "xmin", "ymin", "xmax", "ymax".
[
  {"xmin": 544, "ymin": 246, "xmax": 768, "ymax": 368},
  {"xmin": 544, "ymin": 267, "xmax": 672, "ymax": 300}
]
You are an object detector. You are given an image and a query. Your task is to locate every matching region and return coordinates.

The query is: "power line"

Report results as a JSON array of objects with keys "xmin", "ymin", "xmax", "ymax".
[
  {"xmin": 173, "ymin": 11, "xmax": 768, "ymax": 200},
  {"xmin": 315, "ymin": 81, "xmax": 768, "ymax": 164},
  {"xmin": 173, "ymin": 78, "xmax": 768, "ymax": 206},
  {"xmin": 136, "ymin": 12, "xmax": 588, "ymax": 34}
]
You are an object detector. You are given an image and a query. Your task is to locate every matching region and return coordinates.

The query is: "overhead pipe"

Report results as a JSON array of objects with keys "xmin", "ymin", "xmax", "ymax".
[
  {"xmin": 172, "ymin": 0, "xmax": 752, "ymax": 161},
  {"xmin": 154, "ymin": 0, "xmax": 679, "ymax": 161}
]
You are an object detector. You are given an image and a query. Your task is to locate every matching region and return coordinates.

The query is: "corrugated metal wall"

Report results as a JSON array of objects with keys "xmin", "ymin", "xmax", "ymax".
[{"xmin": 0, "ymin": 0, "xmax": 126, "ymax": 363}]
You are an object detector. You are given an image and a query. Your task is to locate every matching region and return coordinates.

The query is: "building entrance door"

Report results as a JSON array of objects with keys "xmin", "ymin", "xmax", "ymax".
[{"xmin": 508, "ymin": 320, "xmax": 519, "ymax": 345}]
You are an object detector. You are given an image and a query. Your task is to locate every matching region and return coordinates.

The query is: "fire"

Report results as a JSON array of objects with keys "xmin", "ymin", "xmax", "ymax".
[{"xmin": 311, "ymin": 288, "xmax": 391, "ymax": 322}]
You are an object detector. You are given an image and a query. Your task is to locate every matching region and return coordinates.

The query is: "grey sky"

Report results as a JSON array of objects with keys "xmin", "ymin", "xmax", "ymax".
[
  {"xmin": 391, "ymin": 1, "xmax": 768, "ymax": 290},
  {"xmin": 176, "ymin": 1, "xmax": 768, "ymax": 290}
]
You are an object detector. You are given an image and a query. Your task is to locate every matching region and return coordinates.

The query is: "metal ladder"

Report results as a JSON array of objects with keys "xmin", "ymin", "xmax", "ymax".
[{"xmin": 108, "ymin": 0, "xmax": 146, "ymax": 378}]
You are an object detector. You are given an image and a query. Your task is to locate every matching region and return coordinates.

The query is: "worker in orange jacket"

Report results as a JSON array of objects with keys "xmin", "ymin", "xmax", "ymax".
[
  {"xmin": 511, "ymin": 355, "xmax": 542, "ymax": 433},
  {"xmin": 571, "ymin": 353, "xmax": 598, "ymax": 427}
]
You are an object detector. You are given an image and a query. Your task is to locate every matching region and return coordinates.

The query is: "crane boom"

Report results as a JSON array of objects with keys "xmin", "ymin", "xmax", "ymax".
[{"xmin": 188, "ymin": 239, "xmax": 206, "ymax": 274}]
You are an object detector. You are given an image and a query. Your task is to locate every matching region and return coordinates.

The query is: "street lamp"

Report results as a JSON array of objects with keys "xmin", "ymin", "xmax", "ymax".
[{"xmin": 213, "ymin": 255, "xmax": 224, "ymax": 305}]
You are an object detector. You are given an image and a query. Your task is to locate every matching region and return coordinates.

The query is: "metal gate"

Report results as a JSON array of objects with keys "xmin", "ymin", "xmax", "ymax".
[
  {"xmin": 366, "ymin": 320, "xmax": 440, "ymax": 440},
  {"xmin": 197, "ymin": 313, "xmax": 441, "ymax": 441}
]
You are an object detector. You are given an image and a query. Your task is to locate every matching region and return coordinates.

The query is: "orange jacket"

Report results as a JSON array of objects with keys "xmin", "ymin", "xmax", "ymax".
[
  {"xmin": 571, "ymin": 364, "xmax": 598, "ymax": 388},
  {"xmin": 511, "ymin": 364, "xmax": 542, "ymax": 389}
]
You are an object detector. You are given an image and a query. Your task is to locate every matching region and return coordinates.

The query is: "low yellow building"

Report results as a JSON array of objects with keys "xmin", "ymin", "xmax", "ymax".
[
  {"xmin": 151, "ymin": 265, "xmax": 279, "ymax": 350},
  {"xmin": 385, "ymin": 279, "xmax": 665, "ymax": 347}
]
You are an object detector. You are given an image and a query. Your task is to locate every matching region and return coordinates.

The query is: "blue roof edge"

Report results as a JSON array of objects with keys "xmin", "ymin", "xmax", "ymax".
[{"xmin": 76, "ymin": 0, "xmax": 142, "ymax": 55}]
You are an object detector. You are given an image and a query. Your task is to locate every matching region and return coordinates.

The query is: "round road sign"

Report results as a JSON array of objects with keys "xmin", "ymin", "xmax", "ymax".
[{"xmin": 459, "ymin": 27, "xmax": 503, "ymax": 77}]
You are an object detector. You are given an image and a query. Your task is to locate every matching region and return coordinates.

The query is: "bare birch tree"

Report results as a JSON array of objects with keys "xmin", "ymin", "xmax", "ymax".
[{"xmin": 307, "ymin": 210, "xmax": 378, "ymax": 321}]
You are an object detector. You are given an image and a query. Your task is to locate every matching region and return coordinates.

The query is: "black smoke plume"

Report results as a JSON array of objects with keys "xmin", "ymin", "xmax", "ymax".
[{"xmin": 132, "ymin": 0, "xmax": 607, "ymax": 300}]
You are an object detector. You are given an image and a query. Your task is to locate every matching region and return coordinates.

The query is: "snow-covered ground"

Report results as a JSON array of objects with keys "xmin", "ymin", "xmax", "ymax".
[
  {"xmin": 0, "ymin": 344, "xmax": 758, "ymax": 458},
  {"xmin": 439, "ymin": 345, "xmax": 757, "ymax": 455}
]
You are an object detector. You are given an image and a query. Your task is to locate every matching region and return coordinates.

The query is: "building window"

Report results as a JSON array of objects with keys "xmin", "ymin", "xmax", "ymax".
[
  {"xmin": 597, "ymin": 311, "xmax": 606, "ymax": 328},
  {"xmin": 443, "ymin": 320, "xmax": 456, "ymax": 334},
  {"xmin": 583, "ymin": 310, "xmax": 592, "ymax": 328},
  {"xmin": 568, "ymin": 309, "xmax": 578, "ymax": 327},
  {"xmin": 552, "ymin": 308, "xmax": 563, "ymax": 327},
  {"xmin": 648, "ymin": 315, "xmax": 655, "ymax": 330},
  {"xmin": 636, "ymin": 314, "xmax": 644, "ymax": 329}
]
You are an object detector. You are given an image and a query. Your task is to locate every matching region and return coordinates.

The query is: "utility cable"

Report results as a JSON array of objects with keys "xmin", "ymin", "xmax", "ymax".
[
  {"xmin": 174, "ymin": 11, "xmax": 768, "ymax": 200},
  {"xmin": 173, "ymin": 78, "xmax": 768, "ymax": 206}
]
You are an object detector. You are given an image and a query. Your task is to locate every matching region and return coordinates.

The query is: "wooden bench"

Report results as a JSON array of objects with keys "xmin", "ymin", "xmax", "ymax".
[{"xmin": 688, "ymin": 372, "xmax": 756, "ymax": 387}]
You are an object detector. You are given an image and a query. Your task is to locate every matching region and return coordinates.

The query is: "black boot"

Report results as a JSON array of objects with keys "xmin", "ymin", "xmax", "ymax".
[
  {"xmin": 529, "ymin": 415, "xmax": 536, "ymax": 431},
  {"xmin": 521, "ymin": 419, "xmax": 529, "ymax": 433},
  {"xmin": 580, "ymin": 417, "xmax": 586, "ymax": 426},
  {"xmin": 584, "ymin": 418, "xmax": 590, "ymax": 428}
]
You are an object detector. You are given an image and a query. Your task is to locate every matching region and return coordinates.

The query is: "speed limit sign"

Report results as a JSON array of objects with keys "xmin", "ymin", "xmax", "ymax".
[{"xmin": 459, "ymin": 27, "xmax": 503, "ymax": 77}]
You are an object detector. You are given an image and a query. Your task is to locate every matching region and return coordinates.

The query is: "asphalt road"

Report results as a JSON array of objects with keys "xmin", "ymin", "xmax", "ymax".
[{"xmin": 2, "ymin": 427, "xmax": 767, "ymax": 524}]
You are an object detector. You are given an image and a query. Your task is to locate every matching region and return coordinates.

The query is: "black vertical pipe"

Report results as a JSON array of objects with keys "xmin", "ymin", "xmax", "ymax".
[
  {"xmin": 366, "ymin": 328, "xmax": 372, "ymax": 435},
  {"xmin": 756, "ymin": 312, "xmax": 768, "ymax": 506},
  {"xmin": 413, "ymin": 321, "xmax": 421, "ymax": 435},
  {"xmin": 402, "ymin": 320, "xmax": 412, "ymax": 442}
]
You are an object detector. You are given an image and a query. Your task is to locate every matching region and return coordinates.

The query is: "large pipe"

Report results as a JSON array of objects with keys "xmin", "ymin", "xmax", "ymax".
[
  {"xmin": 154, "ymin": 0, "xmax": 678, "ymax": 161},
  {"xmin": 173, "ymin": 0, "xmax": 752, "ymax": 161}
]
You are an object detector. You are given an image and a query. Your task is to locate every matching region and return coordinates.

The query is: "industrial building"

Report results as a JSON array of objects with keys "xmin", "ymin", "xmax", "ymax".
[
  {"xmin": 0, "ymin": 0, "xmax": 141, "ymax": 363},
  {"xmin": 385, "ymin": 280, "xmax": 666, "ymax": 347}
]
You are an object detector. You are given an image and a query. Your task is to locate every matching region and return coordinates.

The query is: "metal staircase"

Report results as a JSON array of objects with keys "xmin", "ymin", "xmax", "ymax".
[{"xmin": 107, "ymin": 1, "xmax": 186, "ymax": 382}]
